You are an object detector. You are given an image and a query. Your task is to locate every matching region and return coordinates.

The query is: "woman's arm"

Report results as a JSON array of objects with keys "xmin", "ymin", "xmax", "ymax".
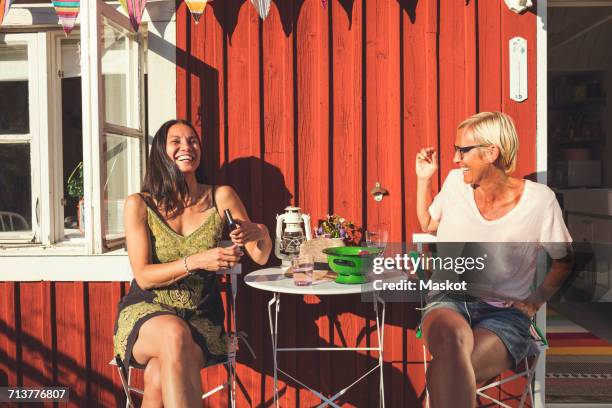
[
  {"xmin": 511, "ymin": 250, "xmax": 574, "ymax": 317},
  {"xmin": 124, "ymin": 194, "xmax": 242, "ymax": 290},
  {"xmin": 416, "ymin": 147, "xmax": 440, "ymax": 233},
  {"xmin": 215, "ymin": 186, "xmax": 272, "ymax": 265}
]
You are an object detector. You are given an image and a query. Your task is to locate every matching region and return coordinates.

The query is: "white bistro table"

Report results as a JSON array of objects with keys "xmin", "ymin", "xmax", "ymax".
[{"xmin": 245, "ymin": 267, "xmax": 387, "ymax": 408}]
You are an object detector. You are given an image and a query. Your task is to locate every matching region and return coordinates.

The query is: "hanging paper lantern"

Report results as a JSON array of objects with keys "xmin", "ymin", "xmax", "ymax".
[
  {"xmin": 251, "ymin": 0, "xmax": 270, "ymax": 20},
  {"xmin": 0, "ymin": 0, "xmax": 12, "ymax": 25},
  {"xmin": 119, "ymin": 0, "xmax": 146, "ymax": 31},
  {"xmin": 185, "ymin": 0, "xmax": 207, "ymax": 23},
  {"xmin": 52, "ymin": 0, "xmax": 80, "ymax": 35}
]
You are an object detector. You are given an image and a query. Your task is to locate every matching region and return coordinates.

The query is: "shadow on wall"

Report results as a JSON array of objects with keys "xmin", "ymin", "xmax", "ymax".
[
  {"xmin": 0, "ymin": 321, "xmax": 125, "ymax": 406},
  {"xmin": 218, "ymin": 156, "xmax": 292, "ymax": 256}
]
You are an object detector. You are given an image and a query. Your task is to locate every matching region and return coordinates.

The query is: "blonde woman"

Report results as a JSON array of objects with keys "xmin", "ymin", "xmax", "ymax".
[{"xmin": 416, "ymin": 112, "xmax": 573, "ymax": 408}]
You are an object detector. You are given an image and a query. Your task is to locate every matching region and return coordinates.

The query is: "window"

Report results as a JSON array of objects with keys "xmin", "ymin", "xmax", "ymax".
[
  {"xmin": 100, "ymin": 16, "xmax": 145, "ymax": 248},
  {"xmin": 0, "ymin": 0, "xmax": 146, "ymax": 253},
  {"xmin": 0, "ymin": 34, "xmax": 41, "ymax": 243}
]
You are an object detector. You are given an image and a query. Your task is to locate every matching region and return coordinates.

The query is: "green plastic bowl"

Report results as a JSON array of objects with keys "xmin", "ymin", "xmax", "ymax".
[{"xmin": 322, "ymin": 246, "xmax": 383, "ymax": 284}]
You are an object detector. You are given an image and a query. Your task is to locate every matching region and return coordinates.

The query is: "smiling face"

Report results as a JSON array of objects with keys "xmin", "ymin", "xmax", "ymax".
[
  {"xmin": 453, "ymin": 128, "xmax": 494, "ymax": 185},
  {"xmin": 165, "ymin": 123, "xmax": 201, "ymax": 174}
]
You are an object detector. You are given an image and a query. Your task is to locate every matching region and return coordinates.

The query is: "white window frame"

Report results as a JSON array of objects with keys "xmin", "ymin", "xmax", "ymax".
[
  {"xmin": 0, "ymin": 32, "xmax": 45, "ymax": 243},
  {"xmin": 1, "ymin": 19, "xmax": 146, "ymax": 252},
  {"xmin": 100, "ymin": 12, "xmax": 146, "ymax": 250},
  {"xmin": 82, "ymin": 0, "xmax": 146, "ymax": 254}
]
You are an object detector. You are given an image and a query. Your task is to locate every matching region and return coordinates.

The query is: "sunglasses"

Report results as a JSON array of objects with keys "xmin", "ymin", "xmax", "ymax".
[{"xmin": 453, "ymin": 144, "xmax": 488, "ymax": 159}]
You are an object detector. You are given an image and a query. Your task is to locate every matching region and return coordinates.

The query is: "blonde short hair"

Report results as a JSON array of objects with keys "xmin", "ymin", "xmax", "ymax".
[{"xmin": 457, "ymin": 111, "xmax": 519, "ymax": 174}]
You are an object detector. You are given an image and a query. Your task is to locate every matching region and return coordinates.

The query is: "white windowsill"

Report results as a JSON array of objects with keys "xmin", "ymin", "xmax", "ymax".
[{"xmin": 0, "ymin": 246, "xmax": 132, "ymax": 281}]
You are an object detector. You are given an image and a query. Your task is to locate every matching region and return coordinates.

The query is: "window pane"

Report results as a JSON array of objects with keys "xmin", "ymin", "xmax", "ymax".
[
  {"xmin": 61, "ymin": 38, "xmax": 84, "ymax": 237},
  {"xmin": 0, "ymin": 44, "xmax": 29, "ymax": 134},
  {"xmin": 60, "ymin": 39, "xmax": 81, "ymax": 78},
  {"xmin": 101, "ymin": 18, "xmax": 141, "ymax": 129},
  {"xmin": 0, "ymin": 143, "xmax": 32, "ymax": 232},
  {"xmin": 103, "ymin": 133, "xmax": 141, "ymax": 240}
]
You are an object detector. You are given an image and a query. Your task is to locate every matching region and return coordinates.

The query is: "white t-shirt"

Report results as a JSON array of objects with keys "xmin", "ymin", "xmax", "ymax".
[{"xmin": 428, "ymin": 169, "xmax": 572, "ymax": 300}]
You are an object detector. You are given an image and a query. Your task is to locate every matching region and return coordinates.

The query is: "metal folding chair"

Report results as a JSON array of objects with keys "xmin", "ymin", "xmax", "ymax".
[
  {"xmin": 409, "ymin": 238, "xmax": 547, "ymax": 408},
  {"xmin": 110, "ymin": 264, "xmax": 255, "ymax": 408},
  {"xmin": 474, "ymin": 329, "xmax": 546, "ymax": 408},
  {"xmin": 417, "ymin": 305, "xmax": 546, "ymax": 408}
]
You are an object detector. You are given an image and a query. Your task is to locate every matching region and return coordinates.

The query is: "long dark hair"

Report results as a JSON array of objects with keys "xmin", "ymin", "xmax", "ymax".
[{"xmin": 141, "ymin": 119, "xmax": 201, "ymax": 214}]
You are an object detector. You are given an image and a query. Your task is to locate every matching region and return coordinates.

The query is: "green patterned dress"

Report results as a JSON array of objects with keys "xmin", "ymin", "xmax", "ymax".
[{"xmin": 113, "ymin": 194, "xmax": 228, "ymax": 369}]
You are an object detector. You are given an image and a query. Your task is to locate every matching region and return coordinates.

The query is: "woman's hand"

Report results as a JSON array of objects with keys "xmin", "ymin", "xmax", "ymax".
[
  {"xmin": 189, "ymin": 245, "xmax": 243, "ymax": 272},
  {"xmin": 229, "ymin": 222, "xmax": 267, "ymax": 246},
  {"xmin": 508, "ymin": 300, "xmax": 540, "ymax": 319},
  {"xmin": 416, "ymin": 147, "xmax": 438, "ymax": 180}
]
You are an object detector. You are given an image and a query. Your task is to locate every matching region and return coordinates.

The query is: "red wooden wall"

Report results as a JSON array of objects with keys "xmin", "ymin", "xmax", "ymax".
[
  {"xmin": 175, "ymin": 0, "xmax": 537, "ymax": 405},
  {"xmin": 0, "ymin": 0, "xmax": 538, "ymax": 407}
]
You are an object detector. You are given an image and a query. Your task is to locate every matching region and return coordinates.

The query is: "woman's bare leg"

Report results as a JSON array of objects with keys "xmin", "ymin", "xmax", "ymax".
[
  {"xmin": 470, "ymin": 328, "xmax": 513, "ymax": 384},
  {"xmin": 132, "ymin": 315, "xmax": 204, "ymax": 408},
  {"xmin": 142, "ymin": 357, "xmax": 163, "ymax": 408},
  {"xmin": 422, "ymin": 308, "xmax": 476, "ymax": 408}
]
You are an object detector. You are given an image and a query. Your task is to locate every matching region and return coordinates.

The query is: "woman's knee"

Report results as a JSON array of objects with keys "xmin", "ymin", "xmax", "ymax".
[
  {"xmin": 159, "ymin": 319, "xmax": 198, "ymax": 359},
  {"xmin": 424, "ymin": 311, "xmax": 473, "ymax": 357}
]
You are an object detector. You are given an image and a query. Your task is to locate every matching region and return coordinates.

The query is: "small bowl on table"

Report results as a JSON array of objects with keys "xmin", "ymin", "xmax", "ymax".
[{"xmin": 322, "ymin": 246, "xmax": 383, "ymax": 284}]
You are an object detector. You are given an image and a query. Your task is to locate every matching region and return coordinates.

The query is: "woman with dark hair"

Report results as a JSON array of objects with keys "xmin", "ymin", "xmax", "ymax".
[{"xmin": 113, "ymin": 119, "xmax": 272, "ymax": 407}]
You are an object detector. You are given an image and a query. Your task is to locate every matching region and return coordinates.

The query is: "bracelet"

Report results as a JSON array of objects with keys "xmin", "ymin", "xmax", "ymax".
[{"xmin": 183, "ymin": 256, "xmax": 193, "ymax": 276}]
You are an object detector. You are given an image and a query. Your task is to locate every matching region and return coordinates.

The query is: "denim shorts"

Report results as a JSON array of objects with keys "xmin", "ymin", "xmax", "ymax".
[{"xmin": 420, "ymin": 293, "xmax": 533, "ymax": 367}]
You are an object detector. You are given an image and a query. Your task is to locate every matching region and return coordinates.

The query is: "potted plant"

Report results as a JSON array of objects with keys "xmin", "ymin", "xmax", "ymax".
[
  {"xmin": 66, "ymin": 161, "xmax": 84, "ymax": 231},
  {"xmin": 315, "ymin": 214, "xmax": 363, "ymax": 246}
]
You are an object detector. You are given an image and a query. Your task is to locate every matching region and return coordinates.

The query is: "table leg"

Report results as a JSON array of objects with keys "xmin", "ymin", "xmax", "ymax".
[
  {"xmin": 374, "ymin": 292, "xmax": 386, "ymax": 408},
  {"xmin": 267, "ymin": 290, "xmax": 385, "ymax": 407},
  {"xmin": 267, "ymin": 292, "xmax": 280, "ymax": 407}
]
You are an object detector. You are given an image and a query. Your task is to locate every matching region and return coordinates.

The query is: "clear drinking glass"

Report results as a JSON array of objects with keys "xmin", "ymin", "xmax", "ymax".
[
  {"xmin": 365, "ymin": 230, "xmax": 388, "ymax": 252},
  {"xmin": 292, "ymin": 254, "xmax": 314, "ymax": 286}
]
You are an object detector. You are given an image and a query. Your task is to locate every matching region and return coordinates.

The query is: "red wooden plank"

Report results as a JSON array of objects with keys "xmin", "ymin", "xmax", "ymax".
[
  {"xmin": 176, "ymin": 0, "xmax": 189, "ymax": 120},
  {"xmin": 403, "ymin": 0, "xmax": 439, "ymax": 241},
  {"xmin": 464, "ymin": 0, "xmax": 478, "ymax": 116},
  {"xmin": 260, "ymin": 0, "xmax": 300, "ymax": 406},
  {"xmin": 19, "ymin": 283, "xmax": 52, "ymax": 388},
  {"xmin": 478, "ymin": 0, "xmax": 503, "ymax": 112},
  {"xmin": 224, "ymin": 2, "xmax": 266, "ymax": 407},
  {"xmin": 330, "ymin": 0, "xmax": 363, "ymax": 405},
  {"xmin": 365, "ymin": 0, "xmax": 401, "ymax": 249},
  {"xmin": 0, "ymin": 282, "xmax": 18, "ymax": 388},
  {"xmin": 295, "ymin": 1, "xmax": 331, "ymax": 402},
  {"xmin": 55, "ymin": 282, "xmax": 88, "ymax": 408},
  {"xmin": 425, "ymin": 0, "xmax": 440, "ymax": 160},
  {"xmin": 403, "ymin": 1, "xmax": 439, "ymax": 402},
  {"xmin": 501, "ymin": 0, "xmax": 538, "ymax": 180},
  {"xmin": 364, "ymin": 0, "xmax": 402, "ymax": 405},
  {"xmin": 110, "ymin": 282, "xmax": 125, "ymax": 405},
  {"xmin": 87, "ymin": 283, "xmax": 122, "ymax": 407},
  {"xmin": 297, "ymin": 0, "xmax": 330, "ymax": 223},
  {"xmin": 257, "ymin": 2, "xmax": 298, "ymax": 406},
  {"xmin": 192, "ymin": 3, "xmax": 225, "ymax": 188},
  {"xmin": 438, "ymin": 0, "xmax": 468, "ymax": 179},
  {"xmin": 500, "ymin": 1, "xmax": 538, "ymax": 401}
]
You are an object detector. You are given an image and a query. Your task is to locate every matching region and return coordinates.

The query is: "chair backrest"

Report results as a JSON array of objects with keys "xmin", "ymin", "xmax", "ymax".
[{"xmin": 0, "ymin": 211, "xmax": 29, "ymax": 231}]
